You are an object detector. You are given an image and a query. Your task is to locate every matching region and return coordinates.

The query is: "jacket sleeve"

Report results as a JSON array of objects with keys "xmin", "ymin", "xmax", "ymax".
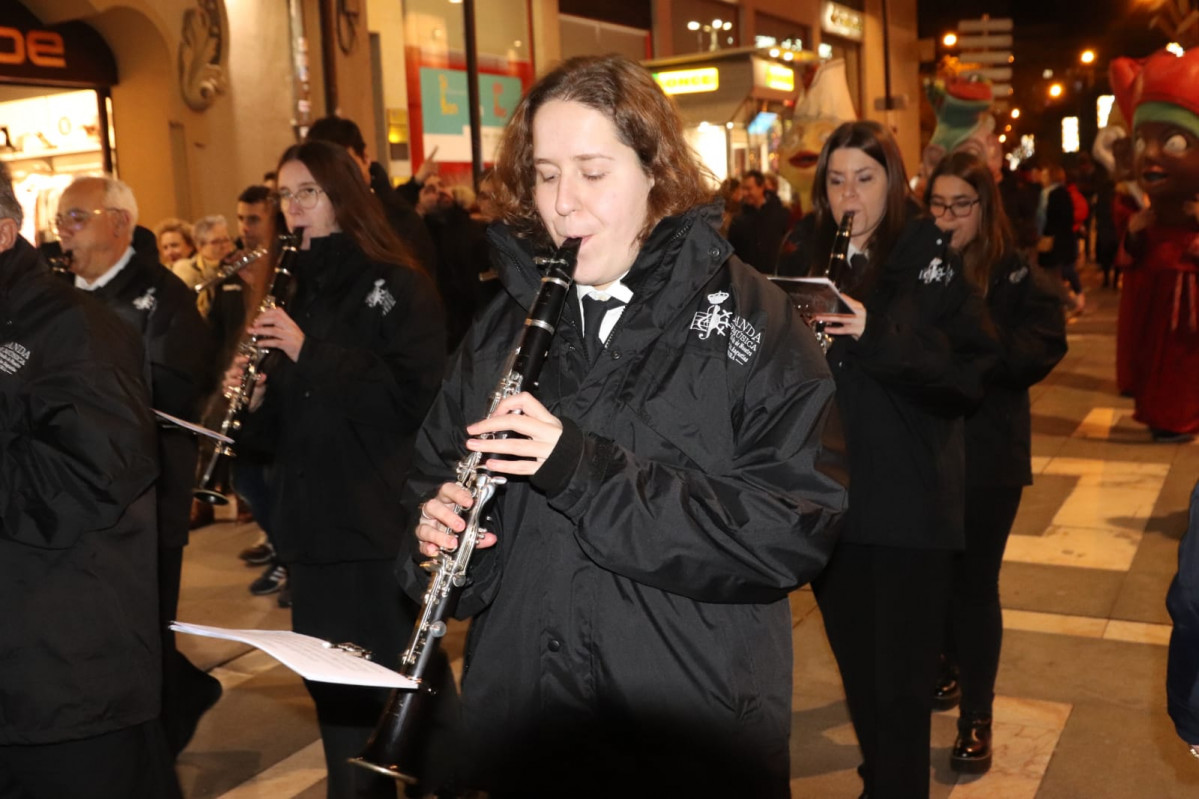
[
  {"xmin": 0, "ymin": 307, "xmax": 157, "ymax": 549},
  {"xmin": 990, "ymin": 257, "xmax": 1068, "ymax": 389},
  {"xmin": 851, "ymin": 258, "xmax": 998, "ymax": 416},
  {"xmin": 1168, "ymin": 481, "xmax": 1199, "ymax": 744},
  {"xmin": 535, "ymin": 307, "xmax": 848, "ymax": 605},
  {"xmin": 147, "ymin": 272, "xmax": 216, "ymax": 421},
  {"xmin": 292, "ymin": 269, "xmax": 447, "ymax": 433}
]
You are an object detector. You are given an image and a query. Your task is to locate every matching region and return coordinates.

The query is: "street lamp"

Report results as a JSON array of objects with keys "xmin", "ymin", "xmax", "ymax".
[
  {"xmin": 1011, "ymin": 107, "xmax": 1021, "ymax": 119},
  {"xmin": 687, "ymin": 18, "xmax": 733, "ymax": 52},
  {"xmin": 1080, "ymin": 49, "xmax": 1096, "ymax": 65},
  {"xmin": 943, "ymin": 32, "xmax": 958, "ymax": 47},
  {"xmin": 1049, "ymin": 82, "xmax": 1064, "ymax": 99}
]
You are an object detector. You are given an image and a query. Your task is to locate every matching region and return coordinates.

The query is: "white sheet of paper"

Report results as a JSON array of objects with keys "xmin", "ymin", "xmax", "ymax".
[{"xmin": 171, "ymin": 622, "xmax": 417, "ymax": 689}]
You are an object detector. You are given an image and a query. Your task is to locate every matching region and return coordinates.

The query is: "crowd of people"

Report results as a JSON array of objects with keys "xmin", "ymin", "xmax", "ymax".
[{"xmin": 2, "ymin": 49, "xmax": 1194, "ymax": 799}]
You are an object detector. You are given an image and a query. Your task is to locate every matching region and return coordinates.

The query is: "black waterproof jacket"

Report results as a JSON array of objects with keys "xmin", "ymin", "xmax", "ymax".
[
  {"xmin": 782, "ymin": 212, "xmax": 997, "ymax": 550},
  {"xmin": 241, "ymin": 233, "xmax": 446, "ymax": 564},
  {"xmin": 398, "ymin": 205, "xmax": 847, "ymax": 796},
  {"xmin": 727, "ymin": 193, "xmax": 791, "ymax": 274},
  {"xmin": 966, "ymin": 251, "xmax": 1067, "ymax": 487},
  {"xmin": 0, "ymin": 237, "xmax": 160, "ymax": 744},
  {"xmin": 86, "ymin": 248, "xmax": 214, "ymax": 548}
]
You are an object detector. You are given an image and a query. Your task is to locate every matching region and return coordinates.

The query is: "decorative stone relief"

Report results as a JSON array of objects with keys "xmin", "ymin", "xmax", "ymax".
[{"xmin": 178, "ymin": 0, "xmax": 228, "ymax": 111}]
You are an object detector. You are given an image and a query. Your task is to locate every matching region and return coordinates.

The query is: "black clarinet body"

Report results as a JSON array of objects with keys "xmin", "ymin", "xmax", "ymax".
[
  {"xmin": 351, "ymin": 237, "xmax": 581, "ymax": 783},
  {"xmin": 194, "ymin": 230, "xmax": 302, "ymax": 505},
  {"xmin": 812, "ymin": 211, "xmax": 855, "ymax": 352}
]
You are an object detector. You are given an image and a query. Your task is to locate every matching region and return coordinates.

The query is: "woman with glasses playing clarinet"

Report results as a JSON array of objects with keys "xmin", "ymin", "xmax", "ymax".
[
  {"xmin": 925, "ymin": 151, "xmax": 1066, "ymax": 776},
  {"xmin": 778, "ymin": 121, "xmax": 998, "ymax": 799},
  {"xmin": 227, "ymin": 140, "xmax": 448, "ymax": 799}
]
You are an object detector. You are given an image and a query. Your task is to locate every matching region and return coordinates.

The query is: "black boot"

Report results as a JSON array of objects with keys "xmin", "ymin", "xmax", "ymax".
[
  {"xmin": 933, "ymin": 654, "xmax": 960, "ymax": 711},
  {"xmin": 951, "ymin": 714, "xmax": 993, "ymax": 774}
]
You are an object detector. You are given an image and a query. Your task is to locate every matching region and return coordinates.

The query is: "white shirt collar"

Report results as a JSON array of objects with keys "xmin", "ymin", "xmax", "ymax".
[
  {"xmin": 576, "ymin": 274, "xmax": 633, "ymax": 304},
  {"xmin": 75, "ymin": 246, "xmax": 135, "ymax": 291}
]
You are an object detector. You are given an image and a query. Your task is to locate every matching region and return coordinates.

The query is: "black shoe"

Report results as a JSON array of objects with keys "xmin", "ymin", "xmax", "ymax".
[
  {"xmin": 951, "ymin": 714, "xmax": 993, "ymax": 774},
  {"xmin": 1151, "ymin": 428, "xmax": 1196, "ymax": 444},
  {"xmin": 250, "ymin": 562, "xmax": 287, "ymax": 596},
  {"xmin": 239, "ymin": 541, "xmax": 274, "ymax": 566},
  {"xmin": 933, "ymin": 655, "xmax": 960, "ymax": 711},
  {"xmin": 276, "ymin": 584, "xmax": 292, "ymax": 609},
  {"xmin": 168, "ymin": 670, "xmax": 223, "ymax": 756}
]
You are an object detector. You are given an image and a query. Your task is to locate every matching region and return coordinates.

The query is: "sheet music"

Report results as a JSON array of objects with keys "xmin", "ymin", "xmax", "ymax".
[
  {"xmin": 171, "ymin": 622, "xmax": 417, "ymax": 689},
  {"xmin": 153, "ymin": 410, "xmax": 234, "ymax": 444},
  {"xmin": 769, "ymin": 276, "xmax": 854, "ymax": 315}
]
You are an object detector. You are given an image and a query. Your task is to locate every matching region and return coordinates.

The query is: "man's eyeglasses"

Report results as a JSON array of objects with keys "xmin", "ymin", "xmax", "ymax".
[
  {"xmin": 928, "ymin": 198, "xmax": 980, "ymax": 219},
  {"xmin": 277, "ymin": 186, "xmax": 325, "ymax": 210},
  {"xmin": 52, "ymin": 207, "xmax": 117, "ymax": 234}
]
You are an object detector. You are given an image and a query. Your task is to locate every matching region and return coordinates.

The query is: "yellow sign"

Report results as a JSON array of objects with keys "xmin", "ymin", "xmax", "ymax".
[
  {"xmin": 653, "ymin": 68, "xmax": 719, "ymax": 95},
  {"xmin": 765, "ymin": 63, "xmax": 794, "ymax": 92}
]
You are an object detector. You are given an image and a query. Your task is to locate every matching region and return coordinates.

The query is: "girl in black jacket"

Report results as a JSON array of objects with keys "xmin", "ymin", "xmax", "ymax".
[
  {"xmin": 234, "ymin": 140, "xmax": 448, "ymax": 799},
  {"xmin": 926, "ymin": 151, "xmax": 1067, "ymax": 774},
  {"xmin": 785, "ymin": 121, "xmax": 997, "ymax": 798}
]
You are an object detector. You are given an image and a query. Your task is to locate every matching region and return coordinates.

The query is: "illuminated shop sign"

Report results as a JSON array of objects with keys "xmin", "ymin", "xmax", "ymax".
[
  {"xmin": 653, "ymin": 67, "xmax": 719, "ymax": 95},
  {"xmin": 764, "ymin": 63, "xmax": 794, "ymax": 92},
  {"xmin": 822, "ymin": 2, "xmax": 865, "ymax": 42},
  {"xmin": 0, "ymin": 4, "xmax": 117, "ymax": 87}
]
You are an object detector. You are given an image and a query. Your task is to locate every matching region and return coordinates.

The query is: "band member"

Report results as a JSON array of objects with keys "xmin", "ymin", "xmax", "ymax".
[
  {"xmin": 926, "ymin": 151, "xmax": 1067, "ymax": 774},
  {"xmin": 231, "ymin": 140, "xmax": 447, "ymax": 798},
  {"xmin": 55, "ymin": 175, "xmax": 219, "ymax": 756},
  {"xmin": 0, "ymin": 164, "xmax": 180, "ymax": 797},
  {"xmin": 780, "ymin": 121, "xmax": 997, "ymax": 798},
  {"xmin": 407, "ymin": 55, "xmax": 847, "ymax": 797}
]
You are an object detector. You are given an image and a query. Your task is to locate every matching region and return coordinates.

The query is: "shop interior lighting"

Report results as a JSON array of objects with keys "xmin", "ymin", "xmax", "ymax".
[
  {"xmin": 1042, "ymin": 68, "xmax": 1054, "ymax": 78},
  {"xmin": 1062, "ymin": 116, "xmax": 1079, "ymax": 153},
  {"xmin": 770, "ymin": 48, "xmax": 780, "ymax": 57},
  {"xmin": 1011, "ymin": 108, "xmax": 1021, "ymax": 119},
  {"xmin": 1097, "ymin": 95, "xmax": 1115, "ymax": 128}
]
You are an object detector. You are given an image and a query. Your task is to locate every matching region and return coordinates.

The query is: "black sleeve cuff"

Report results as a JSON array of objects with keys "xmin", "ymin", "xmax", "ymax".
[{"xmin": 531, "ymin": 417, "xmax": 584, "ymax": 497}]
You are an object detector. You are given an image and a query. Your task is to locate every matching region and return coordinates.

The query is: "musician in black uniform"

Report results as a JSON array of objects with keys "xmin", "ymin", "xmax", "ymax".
[
  {"xmin": 55, "ymin": 175, "xmax": 220, "ymax": 757},
  {"xmin": 0, "ymin": 164, "xmax": 179, "ymax": 797},
  {"xmin": 407, "ymin": 55, "xmax": 848, "ymax": 798},
  {"xmin": 925, "ymin": 151, "xmax": 1067, "ymax": 774},
  {"xmin": 778, "ymin": 122, "xmax": 998, "ymax": 798},
  {"xmin": 231, "ymin": 141, "xmax": 447, "ymax": 798}
]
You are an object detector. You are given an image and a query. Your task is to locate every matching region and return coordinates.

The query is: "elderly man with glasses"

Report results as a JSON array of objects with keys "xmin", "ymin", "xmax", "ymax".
[{"xmin": 55, "ymin": 175, "xmax": 220, "ymax": 758}]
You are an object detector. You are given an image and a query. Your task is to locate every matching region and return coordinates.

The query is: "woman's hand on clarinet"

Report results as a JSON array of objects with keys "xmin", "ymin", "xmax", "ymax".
[
  {"xmin": 465, "ymin": 391, "xmax": 563, "ymax": 475},
  {"xmin": 223, "ymin": 354, "xmax": 267, "ymax": 411},
  {"xmin": 814, "ymin": 294, "xmax": 867, "ymax": 340},
  {"xmin": 415, "ymin": 483, "xmax": 498, "ymax": 558},
  {"xmin": 248, "ymin": 308, "xmax": 305, "ymax": 362}
]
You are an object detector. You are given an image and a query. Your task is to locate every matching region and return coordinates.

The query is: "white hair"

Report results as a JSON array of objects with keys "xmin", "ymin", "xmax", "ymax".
[
  {"xmin": 192, "ymin": 215, "xmax": 229, "ymax": 244},
  {"xmin": 99, "ymin": 174, "xmax": 139, "ymax": 228}
]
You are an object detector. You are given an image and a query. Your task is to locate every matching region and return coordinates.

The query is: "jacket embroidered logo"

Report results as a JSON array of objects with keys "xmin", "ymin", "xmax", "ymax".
[
  {"xmin": 1009, "ymin": 265, "xmax": 1029, "ymax": 284},
  {"xmin": 691, "ymin": 290, "xmax": 731, "ymax": 340},
  {"xmin": 918, "ymin": 258, "xmax": 953, "ymax": 285},
  {"xmin": 132, "ymin": 287, "xmax": 157, "ymax": 311},
  {"xmin": 727, "ymin": 315, "xmax": 761, "ymax": 365},
  {"xmin": 365, "ymin": 279, "xmax": 396, "ymax": 315},
  {"xmin": 0, "ymin": 342, "xmax": 31, "ymax": 375}
]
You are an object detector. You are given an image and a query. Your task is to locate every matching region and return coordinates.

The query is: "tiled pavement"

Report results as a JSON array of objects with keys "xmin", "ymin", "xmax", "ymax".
[{"xmin": 175, "ymin": 266, "xmax": 1199, "ymax": 797}]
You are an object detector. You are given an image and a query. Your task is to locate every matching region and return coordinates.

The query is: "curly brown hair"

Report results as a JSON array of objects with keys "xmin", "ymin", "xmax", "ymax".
[{"xmin": 492, "ymin": 54, "xmax": 715, "ymax": 247}]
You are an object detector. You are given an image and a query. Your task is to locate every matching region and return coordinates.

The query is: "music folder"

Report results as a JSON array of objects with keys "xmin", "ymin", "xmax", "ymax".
[{"xmin": 769, "ymin": 276, "xmax": 853, "ymax": 315}]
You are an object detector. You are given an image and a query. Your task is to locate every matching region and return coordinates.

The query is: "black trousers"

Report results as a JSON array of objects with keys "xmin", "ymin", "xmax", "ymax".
[
  {"xmin": 946, "ymin": 485, "xmax": 1023, "ymax": 719},
  {"xmin": 0, "ymin": 719, "xmax": 180, "ymax": 799},
  {"xmin": 289, "ymin": 560, "xmax": 458, "ymax": 799},
  {"xmin": 815, "ymin": 542, "xmax": 954, "ymax": 799}
]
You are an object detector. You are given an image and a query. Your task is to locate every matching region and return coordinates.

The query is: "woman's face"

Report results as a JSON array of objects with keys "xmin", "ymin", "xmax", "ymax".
[
  {"xmin": 277, "ymin": 159, "xmax": 340, "ymax": 245},
  {"xmin": 929, "ymin": 174, "xmax": 982, "ymax": 250},
  {"xmin": 532, "ymin": 99, "xmax": 654, "ymax": 289},
  {"xmin": 159, "ymin": 231, "xmax": 193, "ymax": 264},
  {"xmin": 826, "ymin": 147, "xmax": 889, "ymax": 248}
]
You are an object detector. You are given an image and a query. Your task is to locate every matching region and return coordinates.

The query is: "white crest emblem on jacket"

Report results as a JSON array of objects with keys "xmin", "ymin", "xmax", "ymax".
[
  {"xmin": 918, "ymin": 257, "xmax": 953, "ymax": 285},
  {"xmin": 0, "ymin": 341, "xmax": 31, "ymax": 375},
  {"xmin": 133, "ymin": 287, "xmax": 157, "ymax": 311},
  {"xmin": 1009, "ymin": 265, "xmax": 1029, "ymax": 284},
  {"xmin": 365, "ymin": 279, "xmax": 396, "ymax": 315},
  {"xmin": 691, "ymin": 290, "xmax": 731, "ymax": 340}
]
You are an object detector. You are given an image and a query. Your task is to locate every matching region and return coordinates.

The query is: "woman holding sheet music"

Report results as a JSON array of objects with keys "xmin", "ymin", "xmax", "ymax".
[{"xmin": 779, "ymin": 120, "xmax": 997, "ymax": 798}]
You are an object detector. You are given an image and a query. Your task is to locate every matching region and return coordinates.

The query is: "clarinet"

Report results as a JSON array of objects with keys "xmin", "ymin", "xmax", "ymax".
[
  {"xmin": 194, "ymin": 230, "xmax": 303, "ymax": 505},
  {"xmin": 351, "ymin": 237, "xmax": 581, "ymax": 783},
  {"xmin": 812, "ymin": 211, "xmax": 854, "ymax": 353}
]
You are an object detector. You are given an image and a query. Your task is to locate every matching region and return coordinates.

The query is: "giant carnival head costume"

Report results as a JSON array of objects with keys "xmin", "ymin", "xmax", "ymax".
[
  {"xmin": 917, "ymin": 62, "xmax": 1001, "ymax": 196},
  {"xmin": 1110, "ymin": 0, "xmax": 1199, "ymax": 227},
  {"xmin": 777, "ymin": 59, "xmax": 858, "ymax": 213}
]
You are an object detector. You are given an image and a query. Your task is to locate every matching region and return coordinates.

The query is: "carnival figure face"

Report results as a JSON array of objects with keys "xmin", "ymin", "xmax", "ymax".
[
  {"xmin": 929, "ymin": 174, "xmax": 982, "ymax": 250},
  {"xmin": 826, "ymin": 146, "xmax": 889, "ymax": 247},
  {"xmin": 778, "ymin": 117, "xmax": 840, "ymax": 214},
  {"xmin": 1135, "ymin": 120, "xmax": 1199, "ymax": 214},
  {"xmin": 532, "ymin": 99, "xmax": 654, "ymax": 290},
  {"xmin": 277, "ymin": 160, "xmax": 340, "ymax": 244}
]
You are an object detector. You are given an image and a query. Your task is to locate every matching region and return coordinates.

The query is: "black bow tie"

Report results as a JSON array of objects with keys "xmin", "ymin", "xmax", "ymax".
[{"xmin": 582, "ymin": 295, "xmax": 625, "ymax": 362}]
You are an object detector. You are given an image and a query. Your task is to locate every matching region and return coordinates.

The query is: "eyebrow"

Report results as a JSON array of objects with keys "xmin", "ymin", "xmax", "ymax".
[
  {"xmin": 533, "ymin": 154, "xmax": 615, "ymax": 166},
  {"xmin": 828, "ymin": 166, "xmax": 879, "ymax": 176}
]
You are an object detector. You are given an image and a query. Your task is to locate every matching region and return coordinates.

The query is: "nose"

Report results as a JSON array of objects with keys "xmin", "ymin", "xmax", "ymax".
[{"xmin": 554, "ymin": 175, "xmax": 576, "ymax": 217}]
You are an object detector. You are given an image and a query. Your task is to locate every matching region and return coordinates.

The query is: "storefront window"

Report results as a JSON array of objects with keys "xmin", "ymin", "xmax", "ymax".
[
  {"xmin": 753, "ymin": 12, "xmax": 809, "ymax": 52},
  {"xmin": 402, "ymin": 0, "xmax": 532, "ymax": 180},
  {"xmin": 672, "ymin": 0, "xmax": 740, "ymax": 55}
]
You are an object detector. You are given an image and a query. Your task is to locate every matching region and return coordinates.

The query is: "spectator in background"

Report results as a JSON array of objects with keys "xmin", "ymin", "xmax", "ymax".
[
  {"xmin": 718, "ymin": 176, "xmax": 742, "ymax": 237},
  {"xmin": 1036, "ymin": 161, "xmax": 1085, "ymax": 315},
  {"xmin": 155, "ymin": 217, "xmax": 197, "ymax": 267},
  {"xmin": 418, "ymin": 174, "xmax": 489, "ymax": 351},
  {"xmin": 727, "ymin": 169, "xmax": 790, "ymax": 273},
  {"xmin": 174, "ymin": 215, "xmax": 235, "ymax": 317}
]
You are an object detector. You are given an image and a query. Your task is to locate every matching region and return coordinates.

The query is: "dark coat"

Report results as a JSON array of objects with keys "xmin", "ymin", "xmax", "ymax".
[
  {"xmin": 241, "ymin": 233, "xmax": 446, "ymax": 564},
  {"xmin": 727, "ymin": 193, "xmax": 791, "ymax": 274},
  {"xmin": 966, "ymin": 251, "xmax": 1067, "ymax": 486},
  {"xmin": 86, "ymin": 248, "xmax": 214, "ymax": 549},
  {"xmin": 0, "ymin": 237, "xmax": 161, "ymax": 744},
  {"xmin": 398, "ymin": 205, "xmax": 848, "ymax": 796},
  {"xmin": 1169, "ymin": 480, "xmax": 1199, "ymax": 744},
  {"xmin": 369, "ymin": 161, "xmax": 438, "ymax": 275},
  {"xmin": 786, "ymin": 212, "xmax": 998, "ymax": 550},
  {"xmin": 1039, "ymin": 184, "xmax": 1077, "ymax": 268}
]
